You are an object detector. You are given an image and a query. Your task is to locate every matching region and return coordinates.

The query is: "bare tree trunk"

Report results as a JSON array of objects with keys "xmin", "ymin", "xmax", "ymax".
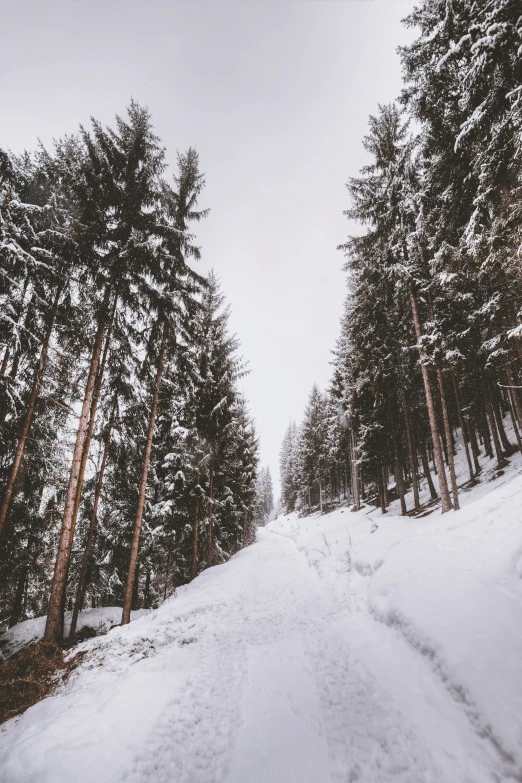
[
  {"xmin": 68, "ymin": 411, "xmax": 114, "ymax": 639},
  {"xmin": 350, "ymin": 428, "xmax": 360, "ymax": 511},
  {"xmin": 437, "ymin": 369, "xmax": 459, "ymax": 510},
  {"xmin": 490, "ymin": 378, "xmax": 513, "ymax": 454},
  {"xmin": 132, "ymin": 560, "xmax": 140, "ymax": 611},
  {"xmin": 9, "ymin": 565, "xmax": 29, "ymax": 628},
  {"xmin": 207, "ymin": 465, "xmax": 214, "ymax": 567},
  {"xmin": 419, "ymin": 440, "xmax": 437, "ymax": 501},
  {"xmin": 506, "ymin": 364, "xmax": 522, "ymax": 428},
  {"xmin": 191, "ymin": 495, "xmax": 199, "ymax": 581},
  {"xmin": 480, "ymin": 372, "xmax": 505, "ymax": 470},
  {"xmin": 397, "ymin": 358, "xmax": 420, "ymax": 509},
  {"xmin": 379, "ymin": 467, "xmax": 387, "ymax": 514},
  {"xmin": 504, "ymin": 373, "xmax": 522, "ymax": 452},
  {"xmin": 143, "ymin": 570, "xmax": 151, "ymax": 609},
  {"xmin": 122, "ymin": 323, "xmax": 167, "ymax": 625},
  {"xmin": 381, "ymin": 465, "xmax": 388, "ymax": 507},
  {"xmin": 409, "ymin": 285, "xmax": 452, "ymax": 512},
  {"xmin": 0, "ymin": 285, "xmax": 62, "ymax": 542},
  {"xmin": 61, "ymin": 302, "xmax": 117, "ymax": 634},
  {"xmin": 506, "ymin": 365, "xmax": 522, "ymax": 430},
  {"xmin": 466, "ymin": 413, "xmax": 482, "ymax": 473},
  {"xmin": 451, "ymin": 372, "xmax": 475, "ymax": 484},
  {"xmin": 68, "ymin": 295, "xmax": 117, "ymax": 556},
  {"xmin": 45, "ymin": 283, "xmax": 112, "ymax": 642},
  {"xmin": 319, "ymin": 477, "xmax": 323, "ymax": 513},
  {"xmin": 391, "ymin": 421, "xmax": 407, "ymax": 515},
  {"xmin": 163, "ymin": 537, "xmax": 173, "ymax": 601},
  {"xmin": 478, "ymin": 395, "xmax": 494, "ymax": 458}
]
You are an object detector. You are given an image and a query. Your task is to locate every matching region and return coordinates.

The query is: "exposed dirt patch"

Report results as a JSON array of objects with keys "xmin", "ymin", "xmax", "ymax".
[{"xmin": 0, "ymin": 640, "xmax": 84, "ymax": 725}]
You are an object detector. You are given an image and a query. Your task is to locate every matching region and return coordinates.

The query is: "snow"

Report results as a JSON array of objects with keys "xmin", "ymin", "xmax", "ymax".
[
  {"xmin": 1, "ymin": 439, "xmax": 522, "ymax": 781},
  {"xmin": 0, "ymin": 607, "xmax": 149, "ymax": 661}
]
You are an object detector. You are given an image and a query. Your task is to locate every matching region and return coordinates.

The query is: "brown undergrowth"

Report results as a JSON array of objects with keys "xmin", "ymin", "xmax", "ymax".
[{"xmin": 0, "ymin": 640, "xmax": 84, "ymax": 725}]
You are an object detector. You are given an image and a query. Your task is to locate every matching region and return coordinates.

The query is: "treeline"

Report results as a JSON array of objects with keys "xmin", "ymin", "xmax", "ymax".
[
  {"xmin": 0, "ymin": 102, "xmax": 259, "ymax": 641},
  {"xmin": 254, "ymin": 466, "xmax": 274, "ymax": 527},
  {"xmin": 280, "ymin": 1, "xmax": 522, "ymax": 517}
]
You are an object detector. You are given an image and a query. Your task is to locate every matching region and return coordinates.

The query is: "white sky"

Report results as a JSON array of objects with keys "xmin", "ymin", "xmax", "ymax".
[{"xmin": 1, "ymin": 0, "xmax": 414, "ymax": 497}]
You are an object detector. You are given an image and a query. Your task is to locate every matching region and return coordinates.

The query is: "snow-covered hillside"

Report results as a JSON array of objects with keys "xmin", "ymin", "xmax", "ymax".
[
  {"xmin": 0, "ymin": 607, "xmax": 150, "ymax": 661},
  {"xmin": 1, "ymin": 462, "xmax": 522, "ymax": 782}
]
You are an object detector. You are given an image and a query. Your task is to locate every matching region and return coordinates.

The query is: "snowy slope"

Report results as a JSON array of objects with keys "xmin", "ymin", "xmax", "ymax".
[
  {"xmin": 1, "ymin": 456, "xmax": 522, "ymax": 781},
  {"xmin": 0, "ymin": 607, "xmax": 150, "ymax": 660}
]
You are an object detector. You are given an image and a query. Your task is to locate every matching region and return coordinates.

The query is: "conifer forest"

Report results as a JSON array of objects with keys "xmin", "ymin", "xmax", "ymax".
[
  {"xmin": 2, "ymin": 2, "xmax": 522, "ymax": 782},
  {"xmin": 280, "ymin": 1, "xmax": 522, "ymax": 521},
  {"xmin": 0, "ymin": 104, "xmax": 268, "ymax": 639}
]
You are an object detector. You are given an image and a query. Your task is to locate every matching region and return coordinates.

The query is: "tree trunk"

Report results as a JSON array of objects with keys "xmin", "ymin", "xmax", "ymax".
[
  {"xmin": 409, "ymin": 285, "xmax": 452, "ymax": 512},
  {"xmin": 163, "ymin": 537, "xmax": 173, "ymax": 601},
  {"xmin": 68, "ymin": 411, "xmax": 114, "ymax": 639},
  {"xmin": 9, "ymin": 565, "xmax": 29, "ymax": 628},
  {"xmin": 349, "ymin": 427, "xmax": 360, "ymax": 511},
  {"xmin": 45, "ymin": 283, "xmax": 112, "ymax": 642},
  {"xmin": 490, "ymin": 378, "xmax": 513, "ymax": 454},
  {"xmin": 506, "ymin": 365, "xmax": 522, "ymax": 430},
  {"xmin": 121, "ymin": 322, "xmax": 167, "ymax": 626},
  {"xmin": 67, "ymin": 295, "xmax": 117, "ymax": 559},
  {"xmin": 131, "ymin": 561, "xmax": 140, "ymax": 611},
  {"xmin": 143, "ymin": 569, "xmax": 151, "ymax": 609},
  {"xmin": 61, "ymin": 302, "xmax": 117, "ymax": 636},
  {"xmin": 478, "ymin": 395, "xmax": 494, "ymax": 458},
  {"xmin": 378, "ymin": 467, "xmax": 387, "ymax": 514},
  {"xmin": 391, "ymin": 420, "xmax": 407, "ymax": 515},
  {"xmin": 451, "ymin": 372, "xmax": 475, "ymax": 484},
  {"xmin": 419, "ymin": 441, "xmax": 437, "ymax": 501},
  {"xmin": 481, "ymin": 372, "xmax": 505, "ymax": 470},
  {"xmin": 0, "ymin": 285, "xmax": 62, "ymax": 542},
  {"xmin": 466, "ymin": 413, "xmax": 482, "ymax": 473},
  {"xmin": 504, "ymin": 372, "xmax": 522, "ymax": 452},
  {"xmin": 381, "ymin": 465, "xmax": 388, "ymax": 508},
  {"xmin": 437, "ymin": 369, "xmax": 459, "ymax": 510},
  {"xmin": 207, "ymin": 465, "xmax": 214, "ymax": 568},
  {"xmin": 191, "ymin": 495, "xmax": 199, "ymax": 581},
  {"xmin": 397, "ymin": 358, "xmax": 420, "ymax": 509}
]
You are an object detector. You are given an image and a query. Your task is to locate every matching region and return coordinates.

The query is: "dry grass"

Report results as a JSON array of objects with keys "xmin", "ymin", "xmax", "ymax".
[{"xmin": 0, "ymin": 640, "xmax": 82, "ymax": 725}]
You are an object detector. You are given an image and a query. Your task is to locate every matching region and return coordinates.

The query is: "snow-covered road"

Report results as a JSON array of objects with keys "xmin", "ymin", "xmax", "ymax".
[{"xmin": 3, "ymin": 471, "xmax": 522, "ymax": 783}]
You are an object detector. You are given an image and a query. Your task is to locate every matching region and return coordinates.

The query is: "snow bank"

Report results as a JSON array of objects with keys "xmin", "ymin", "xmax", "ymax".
[
  {"xmin": 0, "ymin": 607, "xmax": 149, "ymax": 660},
  {"xmin": 270, "ymin": 458, "xmax": 522, "ymax": 772},
  {"xmin": 1, "ymin": 432, "xmax": 522, "ymax": 782}
]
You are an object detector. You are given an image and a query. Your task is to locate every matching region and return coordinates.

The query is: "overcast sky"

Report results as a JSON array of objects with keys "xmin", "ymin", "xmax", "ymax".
[{"xmin": 1, "ymin": 0, "xmax": 414, "ymax": 497}]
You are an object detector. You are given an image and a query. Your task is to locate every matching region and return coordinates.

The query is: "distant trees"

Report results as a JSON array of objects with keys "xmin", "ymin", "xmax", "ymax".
[
  {"xmin": 254, "ymin": 466, "xmax": 274, "ymax": 526},
  {"xmin": 279, "ymin": 422, "xmax": 299, "ymax": 514},
  {"xmin": 0, "ymin": 103, "xmax": 259, "ymax": 639},
  {"xmin": 280, "ymin": 0, "xmax": 522, "ymax": 519}
]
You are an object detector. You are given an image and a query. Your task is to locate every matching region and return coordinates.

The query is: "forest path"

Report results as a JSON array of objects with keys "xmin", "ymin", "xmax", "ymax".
[
  {"xmin": 121, "ymin": 526, "xmax": 500, "ymax": 783},
  {"xmin": 0, "ymin": 521, "xmax": 512, "ymax": 783}
]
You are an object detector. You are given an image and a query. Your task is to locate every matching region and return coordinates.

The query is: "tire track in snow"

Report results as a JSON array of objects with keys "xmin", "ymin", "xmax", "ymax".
[
  {"xmin": 313, "ymin": 535, "xmax": 520, "ymax": 783},
  {"xmin": 123, "ymin": 529, "xmax": 453, "ymax": 783}
]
